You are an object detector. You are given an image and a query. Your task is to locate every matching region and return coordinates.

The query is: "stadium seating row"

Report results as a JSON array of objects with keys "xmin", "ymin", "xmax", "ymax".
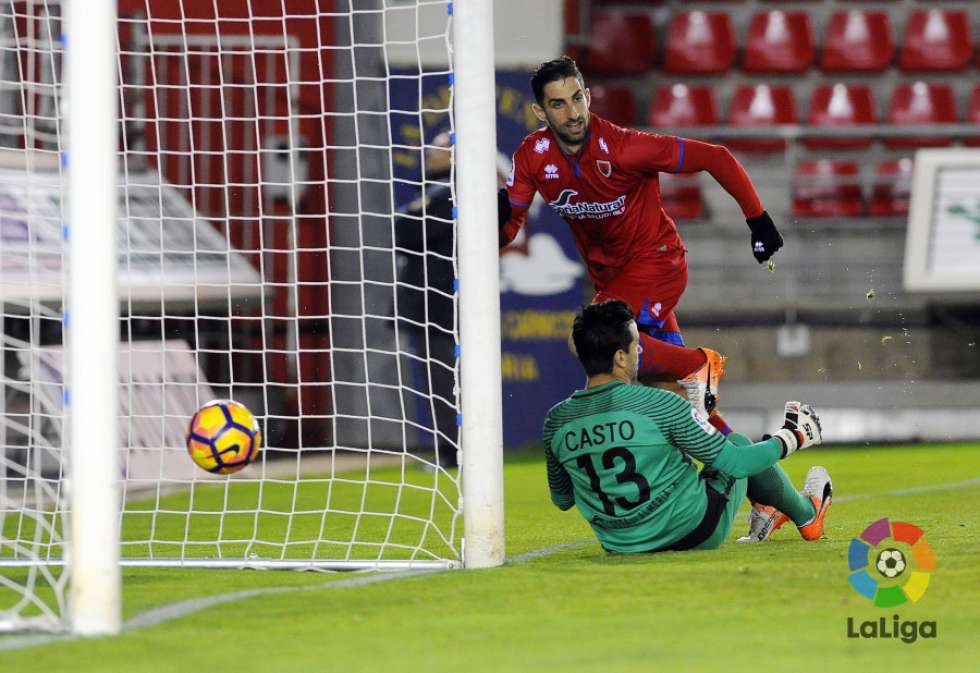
[
  {"xmin": 587, "ymin": 9, "xmax": 976, "ymax": 75},
  {"xmin": 590, "ymin": 82, "xmax": 980, "ymax": 150},
  {"xmin": 793, "ymin": 158, "xmax": 911, "ymax": 218},
  {"xmin": 660, "ymin": 158, "xmax": 913, "ymax": 219}
]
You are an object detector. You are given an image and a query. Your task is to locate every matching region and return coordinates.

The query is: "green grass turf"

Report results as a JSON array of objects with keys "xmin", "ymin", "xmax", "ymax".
[
  {"xmin": 2, "ymin": 442, "xmax": 979, "ymax": 672},
  {"xmin": 2, "ymin": 461, "xmax": 461, "ymax": 567}
]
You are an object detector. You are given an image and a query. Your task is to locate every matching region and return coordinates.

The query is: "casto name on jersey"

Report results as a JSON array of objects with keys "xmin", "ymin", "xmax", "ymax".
[
  {"xmin": 563, "ymin": 420, "xmax": 636, "ymax": 452},
  {"xmin": 548, "ymin": 189, "xmax": 627, "ymax": 219}
]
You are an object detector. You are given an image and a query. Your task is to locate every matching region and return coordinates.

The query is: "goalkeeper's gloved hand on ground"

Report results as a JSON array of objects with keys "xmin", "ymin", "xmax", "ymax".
[
  {"xmin": 497, "ymin": 188, "xmax": 511, "ymax": 230},
  {"xmin": 747, "ymin": 211, "xmax": 783, "ymax": 263},
  {"xmin": 771, "ymin": 401, "xmax": 822, "ymax": 458}
]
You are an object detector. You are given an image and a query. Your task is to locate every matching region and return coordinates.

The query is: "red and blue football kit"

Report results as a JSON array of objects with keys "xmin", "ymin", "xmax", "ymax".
[{"xmin": 501, "ymin": 114, "xmax": 765, "ymax": 378}]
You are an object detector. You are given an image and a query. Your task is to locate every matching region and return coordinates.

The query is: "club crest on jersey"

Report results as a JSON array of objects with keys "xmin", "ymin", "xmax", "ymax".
[
  {"xmin": 596, "ymin": 160, "xmax": 612, "ymax": 177},
  {"xmin": 544, "ymin": 164, "xmax": 560, "ymax": 180},
  {"xmin": 534, "ymin": 138, "xmax": 550, "ymax": 154},
  {"xmin": 548, "ymin": 189, "xmax": 627, "ymax": 219},
  {"xmin": 598, "ymin": 137, "xmax": 609, "ymax": 154}
]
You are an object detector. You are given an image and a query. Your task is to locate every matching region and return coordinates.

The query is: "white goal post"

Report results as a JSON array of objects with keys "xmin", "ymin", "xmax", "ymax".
[
  {"xmin": 66, "ymin": 0, "xmax": 121, "ymax": 637},
  {"xmin": 0, "ymin": 0, "xmax": 503, "ymax": 635}
]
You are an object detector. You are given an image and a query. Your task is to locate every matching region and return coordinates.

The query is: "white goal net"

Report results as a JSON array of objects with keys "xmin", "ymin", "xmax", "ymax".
[{"xmin": 0, "ymin": 0, "xmax": 502, "ymax": 634}]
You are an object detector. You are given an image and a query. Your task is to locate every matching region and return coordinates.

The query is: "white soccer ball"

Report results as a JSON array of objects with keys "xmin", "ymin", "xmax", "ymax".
[{"xmin": 875, "ymin": 548, "xmax": 907, "ymax": 578}]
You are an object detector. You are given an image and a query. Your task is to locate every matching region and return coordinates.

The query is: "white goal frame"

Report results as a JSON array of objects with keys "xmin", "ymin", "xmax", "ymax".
[
  {"xmin": 66, "ymin": 0, "xmax": 121, "ymax": 637},
  {"xmin": 53, "ymin": 0, "xmax": 504, "ymax": 636}
]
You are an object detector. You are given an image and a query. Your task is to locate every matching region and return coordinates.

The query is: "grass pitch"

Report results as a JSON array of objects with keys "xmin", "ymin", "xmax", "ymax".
[{"xmin": 2, "ymin": 441, "xmax": 979, "ymax": 672}]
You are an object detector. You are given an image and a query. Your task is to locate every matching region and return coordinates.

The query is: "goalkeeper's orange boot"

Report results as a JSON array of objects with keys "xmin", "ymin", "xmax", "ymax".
[
  {"xmin": 736, "ymin": 503, "xmax": 789, "ymax": 543},
  {"xmin": 678, "ymin": 348, "xmax": 726, "ymax": 415},
  {"xmin": 797, "ymin": 466, "xmax": 833, "ymax": 541}
]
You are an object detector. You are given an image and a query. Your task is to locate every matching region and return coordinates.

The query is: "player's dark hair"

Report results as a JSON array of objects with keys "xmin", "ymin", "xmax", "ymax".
[
  {"xmin": 572, "ymin": 300, "xmax": 635, "ymax": 377},
  {"xmin": 530, "ymin": 56, "xmax": 585, "ymax": 105}
]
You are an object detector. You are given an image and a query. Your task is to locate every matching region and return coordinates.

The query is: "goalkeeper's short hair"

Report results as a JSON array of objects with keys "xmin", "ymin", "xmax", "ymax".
[{"xmin": 572, "ymin": 300, "xmax": 635, "ymax": 377}]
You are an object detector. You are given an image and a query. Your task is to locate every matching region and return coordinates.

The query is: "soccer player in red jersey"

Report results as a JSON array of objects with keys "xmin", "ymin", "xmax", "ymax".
[{"xmin": 498, "ymin": 57, "xmax": 784, "ymax": 430}]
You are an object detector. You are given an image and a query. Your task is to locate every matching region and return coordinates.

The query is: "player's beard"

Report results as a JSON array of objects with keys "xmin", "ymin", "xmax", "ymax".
[{"xmin": 548, "ymin": 114, "xmax": 589, "ymax": 147}]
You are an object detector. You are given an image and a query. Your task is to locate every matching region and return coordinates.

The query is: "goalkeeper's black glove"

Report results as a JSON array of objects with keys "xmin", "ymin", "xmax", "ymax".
[
  {"xmin": 747, "ymin": 211, "xmax": 783, "ymax": 263},
  {"xmin": 770, "ymin": 402, "xmax": 823, "ymax": 458},
  {"xmin": 497, "ymin": 187, "xmax": 512, "ymax": 230}
]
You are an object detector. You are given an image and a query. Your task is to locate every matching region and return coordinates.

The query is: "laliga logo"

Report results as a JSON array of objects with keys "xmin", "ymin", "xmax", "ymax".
[
  {"xmin": 848, "ymin": 517, "xmax": 935, "ymax": 606},
  {"xmin": 846, "ymin": 518, "xmax": 937, "ymax": 643}
]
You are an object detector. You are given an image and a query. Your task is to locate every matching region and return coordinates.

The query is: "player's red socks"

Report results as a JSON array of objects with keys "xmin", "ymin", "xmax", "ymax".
[
  {"xmin": 637, "ymin": 333, "xmax": 707, "ymax": 379},
  {"xmin": 708, "ymin": 412, "xmax": 732, "ymax": 437}
]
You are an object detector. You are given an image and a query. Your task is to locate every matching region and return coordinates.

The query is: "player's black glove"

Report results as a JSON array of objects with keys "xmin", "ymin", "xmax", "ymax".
[
  {"xmin": 497, "ymin": 187, "xmax": 511, "ymax": 230},
  {"xmin": 771, "ymin": 402, "xmax": 823, "ymax": 458},
  {"xmin": 747, "ymin": 211, "xmax": 783, "ymax": 263}
]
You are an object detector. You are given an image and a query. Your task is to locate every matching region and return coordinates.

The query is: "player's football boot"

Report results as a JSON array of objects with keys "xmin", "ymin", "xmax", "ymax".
[
  {"xmin": 677, "ymin": 348, "xmax": 726, "ymax": 415},
  {"xmin": 736, "ymin": 503, "xmax": 790, "ymax": 543},
  {"xmin": 797, "ymin": 466, "xmax": 832, "ymax": 541}
]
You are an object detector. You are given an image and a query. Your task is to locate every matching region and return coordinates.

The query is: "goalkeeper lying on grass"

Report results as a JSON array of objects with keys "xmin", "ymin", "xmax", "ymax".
[{"xmin": 542, "ymin": 300, "xmax": 832, "ymax": 553}]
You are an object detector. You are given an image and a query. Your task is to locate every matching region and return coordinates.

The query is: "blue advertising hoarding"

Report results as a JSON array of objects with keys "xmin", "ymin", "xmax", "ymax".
[{"xmin": 390, "ymin": 70, "xmax": 586, "ymax": 448}]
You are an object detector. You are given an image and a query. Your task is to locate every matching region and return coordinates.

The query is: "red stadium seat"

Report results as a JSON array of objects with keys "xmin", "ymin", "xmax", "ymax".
[
  {"xmin": 793, "ymin": 160, "xmax": 865, "ymax": 218},
  {"xmin": 964, "ymin": 86, "xmax": 980, "ymax": 147},
  {"xmin": 585, "ymin": 11, "xmax": 657, "ymax": 76},
  {"xmin": 742, "ymin": 11, "xmax": 814, "ymax": 74},
  {"xmin": 588, "ymin": 85, "xmax": 638, "ymax": 127},
  {"xmin": 647, "ymin": 84, "xmax": 719, "ymax": 129},
  {"xmin": 899, "ymin": 10, "xmax": 972, "ymax": 72},
  {"xmin": 821, "ymin": 11, "xmax": 893, "ymax": 73},
  {"xmin": 664, "ymin": 11, "xmax": 736, "ymax": 75},
  {"xmin": 804, "ymin": 84, "xmax": 877, "ymax": 149},
  {"xmin": 885, "ymin": 82, "xmax": 956, "ymax": 149},
  {"xmin": 726, "ymin": 84, "xmax": 797, "ymax": 153},
  {"xmin": 660, "ymin": 173, "xmax": 704, "ymax": 220},
  {"xmin": 871, "ymin": 159, "xmax": 913, "ymax": 217}
]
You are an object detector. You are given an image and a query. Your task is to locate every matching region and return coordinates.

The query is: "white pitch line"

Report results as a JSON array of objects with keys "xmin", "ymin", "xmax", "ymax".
[
  {"xmin": 124, "ymin": 568, "xmax": 444, "ymax": 631},
  {"xmin": 2, "ymin": 474, "xmax": 978, "ymax": 652},
  {"xmin": 0, "ymin": 570, "xmax": 443, "ymax": 652},
  {"xmin": 506, "ymin": 540, "xmax": 595, "ymax": 564}
]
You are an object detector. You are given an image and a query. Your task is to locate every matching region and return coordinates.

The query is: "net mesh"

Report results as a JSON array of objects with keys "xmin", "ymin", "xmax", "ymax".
[{"xmin": 1, "ymin": 0, "xmax": 461, "ymax": 631}]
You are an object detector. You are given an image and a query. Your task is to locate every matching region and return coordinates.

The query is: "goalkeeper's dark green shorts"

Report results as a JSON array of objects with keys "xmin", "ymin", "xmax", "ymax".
[
  {"xmin": 661, "ymin": 432, "xmax": 755, "ymax": 551},
  {"xmin": 692, "ymin": 432, "xmax": 756, "ymax": 550}
]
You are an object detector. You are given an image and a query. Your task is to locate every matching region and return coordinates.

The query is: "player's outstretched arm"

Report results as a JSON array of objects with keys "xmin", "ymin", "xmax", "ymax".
[
  {"xmin": 715, "ymin": 401, "xmax": 823, "ymax": 475},
  {"xmin": 646, "ymin": 393, "xmax": 778, "ymax": 478},
  {"xmin": 650, "ymin": 392, "xmax": 821, "ymax": 478},
  {"xmin": 677, "ymin": 138, "xmax": 783, "ymax": 263}
]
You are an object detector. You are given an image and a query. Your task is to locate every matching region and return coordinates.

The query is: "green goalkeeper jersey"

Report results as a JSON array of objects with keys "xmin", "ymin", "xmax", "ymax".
[{"xmin": 542, "ymin": 381, "xmax": 784, "ymax": 552}]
